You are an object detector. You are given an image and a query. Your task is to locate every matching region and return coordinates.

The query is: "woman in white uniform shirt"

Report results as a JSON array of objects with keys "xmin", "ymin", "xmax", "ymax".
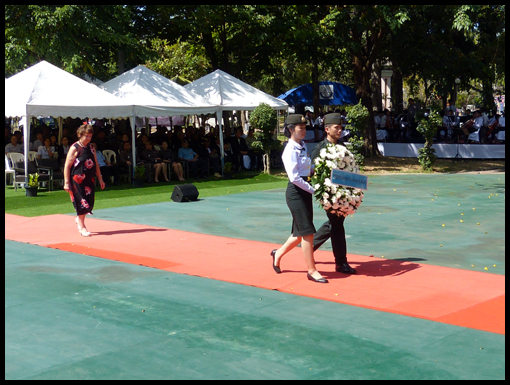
[{"xmin": 270, "ymin": 114, "xmax": 328, "ymax": 284}]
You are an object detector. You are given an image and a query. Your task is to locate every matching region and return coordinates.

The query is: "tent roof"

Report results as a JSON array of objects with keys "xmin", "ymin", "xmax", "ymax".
[
  {"xmin": 278, "ymin": 81, "xmax": 358, "ymax": 107},
  {"xmin": 5, "ymin": 60, "xmax": 133, "ymax": 119},
  {"xmin": 184, "ymin": 69, "xmax": 288, "ymax": 111},
  {"xmin": 100, "ymin": 65, "xmax": 218, "ymax": 116}
]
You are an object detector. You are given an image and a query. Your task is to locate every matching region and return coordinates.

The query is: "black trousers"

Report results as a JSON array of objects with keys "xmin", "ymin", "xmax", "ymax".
[{"xmin": 313, "ymin": 212, "xmax": 347, "ymax": 266}]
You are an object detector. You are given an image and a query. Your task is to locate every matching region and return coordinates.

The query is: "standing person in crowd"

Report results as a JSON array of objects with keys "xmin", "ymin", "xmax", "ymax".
[
  {"xmin": 467, "ymin": 110, "xmax": 485, "ymax": 143},
  {"xmin": 311, "ymin": 113, "xmax": 357, "ymax": 274},
  {"xmin": 63, "ymin": 124, "xmax": 105, "ymax": 237},
  {"xmin": 407, "ymin": 98, "xmax": 420, "ymax": 138},
  {"xmin": 270, "ymin": 114, "xmax": 328, "ymax": 284},
  {"xmin": 442, "ymin": 109, "xmax": 458, "ymax": 142}
]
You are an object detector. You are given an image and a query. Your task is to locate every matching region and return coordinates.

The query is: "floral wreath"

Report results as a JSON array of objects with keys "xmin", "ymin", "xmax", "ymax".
[{"xmin": 311, "ymin": 144, "xmax": 364, "ymax": 217}]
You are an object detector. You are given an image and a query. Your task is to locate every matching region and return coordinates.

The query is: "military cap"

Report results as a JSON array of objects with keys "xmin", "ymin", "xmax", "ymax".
[
  {"xmin": 285, "ymin": 114, "xmax": 307, "ymax": 125},
  {"xmin": 324, "ymin": 113, "xmax": 343, "ymax": 126}
]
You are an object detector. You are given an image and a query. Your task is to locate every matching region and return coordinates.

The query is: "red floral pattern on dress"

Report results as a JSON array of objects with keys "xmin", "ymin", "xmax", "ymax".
[
  {"xmin": 69, "ymin": 191, "xmax": 74, "ymax": 202},
  {"xmin": 80, "ymin": 199, "xmax": 90, "ymax": 209},
  {"xmin": 84, "ymin": 158, "xmax": 94, "ymax": 170},
  {"xmin": 84, "ymin": 186, "xmax": 92, "ymax": 196},
  {"xmin": 74, "ymin": 158, "xmax": 80, "ymax": 167},
  {"xmin": 73, "ymin": 174, "xmax": 86, "ymax": 184}
]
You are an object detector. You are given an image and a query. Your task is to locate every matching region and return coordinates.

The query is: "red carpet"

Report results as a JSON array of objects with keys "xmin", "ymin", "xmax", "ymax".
[{"xmin": 5, "ymin": 213, "xmax": 505, "ymax": 335}]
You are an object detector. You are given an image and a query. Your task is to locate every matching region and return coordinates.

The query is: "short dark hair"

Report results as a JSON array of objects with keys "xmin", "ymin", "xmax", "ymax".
[{"xmin": 76, "ymin": 124, "xmax": 94, "ymax": 139}]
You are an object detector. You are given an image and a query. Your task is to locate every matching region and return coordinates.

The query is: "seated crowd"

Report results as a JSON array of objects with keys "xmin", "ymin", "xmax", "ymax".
[
  {"xmin": 300, "ymin": 103, "xmax": 505, "ymax": 145},
  {"xmin": 6, "ymin": 120, "xmax": 268, "ymax": 188}
]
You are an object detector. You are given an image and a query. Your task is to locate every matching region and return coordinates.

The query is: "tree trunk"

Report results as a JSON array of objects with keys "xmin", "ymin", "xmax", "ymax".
[
  {"xmin": 263, "ymin": 152, "xmax": 271, "ymax": 175},
  {"xmin": 118, "ymin": 49, "xmax": 125, "ymax": 75},
  {"xmin": 392, "ymin": 68, "xmax": 404, "ymax": 114},
  {"xmin": 371, "ymin": 60, "xmax": 382, "ymax": 112},
  {"xmin": 353, "ymin": 55, "xmax": 379, "ymax": 157},
  {"xmin": 312, "ymin": 52, "xmax": 320, "ymax": 116}
]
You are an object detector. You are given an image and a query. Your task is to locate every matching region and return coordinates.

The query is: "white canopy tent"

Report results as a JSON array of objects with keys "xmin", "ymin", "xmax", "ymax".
[
  {"xmin": 184, "ymin": 69, "xmax": 289, "ymax": 111},
  {"xmin": 100, "ymin": 65, "xmax": 218, "ymax": 169},
  {"xmin": 184, "ymin": 69, "xmax": 289, "ymax": 161},
  {"xmin": 5, "ymin": 61, "xmax": 134, "ymax": 189}
]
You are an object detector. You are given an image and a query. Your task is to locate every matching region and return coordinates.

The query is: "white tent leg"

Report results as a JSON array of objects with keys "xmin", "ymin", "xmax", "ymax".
[
  {"xmin": 24, "ymin": 113, "xmax": 31, "ymax": 191},
  {"xmin": 217, "ymin": 110, "xmax": 225, "ymax": 171},
  {"xmin": 131, "ymin": 117, "xmax": 136, "ymax": 182}
]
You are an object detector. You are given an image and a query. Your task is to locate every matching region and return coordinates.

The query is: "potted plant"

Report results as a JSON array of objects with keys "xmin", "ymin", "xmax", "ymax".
[
  {"xmin": 223, "ymin": 162, "xmax": 234, "ymax": 179},
  {"xmin": 133, "ymin": 164, "xmax": 146, "ymax": 187},
  {"xmin": 25, "ymin": 173, "xmax": 39, "ymax": 197}
]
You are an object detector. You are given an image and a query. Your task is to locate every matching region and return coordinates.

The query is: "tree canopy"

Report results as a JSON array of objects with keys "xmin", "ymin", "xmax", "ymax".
[{"xmin": 5, "ymin": 5, "xmax": 505, "ymax": 154}]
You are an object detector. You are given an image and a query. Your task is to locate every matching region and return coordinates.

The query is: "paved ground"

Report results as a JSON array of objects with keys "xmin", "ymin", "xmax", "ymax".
[{"xmin": 5, "ymin": 173, "xmax": 505, "ymax": 380}]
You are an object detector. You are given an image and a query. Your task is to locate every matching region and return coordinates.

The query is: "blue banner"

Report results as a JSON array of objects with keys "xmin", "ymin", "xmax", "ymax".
[{"xmin": 331, "ymin": 169, "xmax": 368, "ymax": 190}]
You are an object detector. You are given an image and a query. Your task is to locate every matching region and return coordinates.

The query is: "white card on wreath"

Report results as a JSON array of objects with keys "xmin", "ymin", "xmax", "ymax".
[{"xmin": 330, "ymin": 169, "xmax": 368, "ymax": 190}]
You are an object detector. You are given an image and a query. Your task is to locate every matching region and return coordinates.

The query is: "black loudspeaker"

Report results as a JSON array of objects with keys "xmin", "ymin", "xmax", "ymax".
[{"xmin": 171, "ymin": 184, "xmax": 199, "ymax": 202}]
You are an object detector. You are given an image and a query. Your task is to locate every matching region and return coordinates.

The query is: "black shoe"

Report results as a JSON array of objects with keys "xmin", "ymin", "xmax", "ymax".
[
  {"xmin": 270, "ymin": 249, "xmax": 281, "ymax": 274},
  {"xmin": 336, "ymin": 263, "xmax": 357, "ymax": 274},
  {"xmin": 307, "ymin": 273, "xmax": 328, "ymax": 284}
]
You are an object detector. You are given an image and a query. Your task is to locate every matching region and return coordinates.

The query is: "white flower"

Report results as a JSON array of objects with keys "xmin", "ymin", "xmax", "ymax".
[{"xmin": 312, "ymin": 143, "xmax": 364, "ymax": 217}]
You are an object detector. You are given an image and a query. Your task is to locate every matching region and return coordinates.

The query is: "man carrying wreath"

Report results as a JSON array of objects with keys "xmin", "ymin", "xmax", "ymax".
[{"xmin": 311, "ymin": 113, "xmax": 357, "ymax": 274}]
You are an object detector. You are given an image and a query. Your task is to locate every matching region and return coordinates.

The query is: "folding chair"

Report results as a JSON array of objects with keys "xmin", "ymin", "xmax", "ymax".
[
  {"xmin": 5, "ymin": 155, "xmax": 15, "ymax": 188},
  {"xmin": 12, "ymin": 161, "xmax": 50, "ymax": 191},
  {"xmin": 27, "ymin": 151, "xmax": 38, "ymax": 161},
  {"xmin": 36, "ymin": 157, "xmax": 64, "ymax": 191},
  {"xmin": 8, "ymin": 152, "xmax": 25, "ymax": 165}
]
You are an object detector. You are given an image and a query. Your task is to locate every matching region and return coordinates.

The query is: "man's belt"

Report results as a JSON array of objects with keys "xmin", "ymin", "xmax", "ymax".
[{"xmin": 301, "ymin": 175, "xmax": 311, "ymax": 182}]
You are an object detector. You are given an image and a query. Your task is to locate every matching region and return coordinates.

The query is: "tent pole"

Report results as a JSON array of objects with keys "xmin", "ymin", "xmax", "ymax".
[
  {"xmin": 217, "ymin": 110, "xmax": 225, "ymax": 171},
  {"xmin": 57, "ymin": 117, "xmax": 63, "ymax": 144},
  {"xmin": 130, "ymin": 116, "xmax": 136, "ymax": 182},
  {"xmin": 24, "ymin": 111, "xmax": 31, "ymax": 192}
]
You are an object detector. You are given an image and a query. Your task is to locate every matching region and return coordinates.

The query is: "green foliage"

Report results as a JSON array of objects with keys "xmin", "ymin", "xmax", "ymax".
[
  {"xmin": 416, "ymin": 112, "xmax": 442, "ymax": 171},
  {"xmin": 347, "ymin": 136, "xmax": 365, "ymax": 172},
  {"xmin": 249, "ymin": 103, "xmax": 281, "ymax": 174},
  {"xmin": 134, "ymin": 164, "xmax": 146, "ymax": 180},
  {"xmin": 249, "ymin": 103, "xmax": 278, "ymax": 132},
  {"xmin": 27, "ymin": 173, "xmax": 39, "ymax": 188},
  {"xmin": 5, "ymin": 5, "xmax": 147, "ymax": 80},
  {"xmin": 223, "ymin": 162, "xmax": 233, "ymax": 173},
  {"xmin": 344, "ymin": 100, "xmax": 368, "ymax": 136},
  {"xmin": 146, "ymin": 38, "xmax": 209, "ymax": 82},
  {"xmin": 344, "ymin": 101, "xmax": 369, "ymax": 170}
]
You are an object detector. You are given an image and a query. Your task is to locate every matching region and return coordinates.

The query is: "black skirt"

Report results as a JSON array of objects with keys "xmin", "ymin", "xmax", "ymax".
[{"xmin": 286, "ymin": 182, "xmax": 316, "ymax": 237}]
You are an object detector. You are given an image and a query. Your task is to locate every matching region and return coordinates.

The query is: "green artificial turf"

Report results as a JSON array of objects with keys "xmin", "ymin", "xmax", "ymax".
[{"xmin": 4, "ymin": 171, "xmax": 288, "ymax": 217}]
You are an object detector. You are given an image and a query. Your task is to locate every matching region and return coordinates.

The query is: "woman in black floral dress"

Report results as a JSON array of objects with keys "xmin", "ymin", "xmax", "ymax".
[{"xmin": 64, "ymin": 124, "xmax": 105, "ymax": 236}]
